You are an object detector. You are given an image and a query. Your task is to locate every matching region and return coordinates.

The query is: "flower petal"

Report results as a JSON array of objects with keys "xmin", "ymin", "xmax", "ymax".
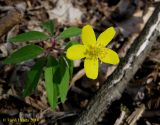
[
  {"xmin": 97, "ymin": 27, "xmax": 116, "ymax": 47},
  {"xmin": 66, "ymin": 45, "xmax": 86, "ymax": 60},
  {"xmin": 84, "ymin": 58, "xmax": 98, "ymax": 79},
  {"xmin": 99, "ymin": 48, "xmax": 119, "ymax": 64},
  {"xmin": 82, "ymin": 25, "xmax": 96, "ymax": 46}
]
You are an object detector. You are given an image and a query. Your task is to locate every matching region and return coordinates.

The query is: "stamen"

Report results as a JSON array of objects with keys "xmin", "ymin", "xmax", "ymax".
[{"xmin": 85, "ymin": 45, "xmax": 102, "ymax": 59}]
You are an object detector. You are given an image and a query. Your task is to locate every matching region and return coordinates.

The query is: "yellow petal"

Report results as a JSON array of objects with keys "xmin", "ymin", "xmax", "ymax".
[
  {"xmin": 66, "ymin": 45, "xmax": 86, "ymax": 60},
  {"xmin": 99, "ymin": 48, "xmax": 119, "ymax": 64},
  {"xmin": 97, "ymin": 27, "xmax": 116, "ymax": 47},
  {"xmin": 84, "ymin": 58, "xmax": 98, "ymax": 79},
  {"xmin": 82, "ymin": 25, "xmax": 96, "ymax": 46}
]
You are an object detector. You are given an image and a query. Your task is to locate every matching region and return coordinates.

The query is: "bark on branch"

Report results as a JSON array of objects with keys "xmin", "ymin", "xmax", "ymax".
[{"xmin": 75, "ymin": 4, "xmax": 160, "ymax": 125}]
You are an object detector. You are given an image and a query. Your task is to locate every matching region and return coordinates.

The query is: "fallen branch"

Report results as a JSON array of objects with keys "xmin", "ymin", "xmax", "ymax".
[{"xmin": 75, "ymin": 4, "xmax": 160, "ymax": 125}]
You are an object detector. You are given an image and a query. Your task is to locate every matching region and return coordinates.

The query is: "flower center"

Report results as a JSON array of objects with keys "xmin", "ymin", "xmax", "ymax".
[{"xmin": 85, "ymin": 45, "xmax": 101, "ymax": 59}]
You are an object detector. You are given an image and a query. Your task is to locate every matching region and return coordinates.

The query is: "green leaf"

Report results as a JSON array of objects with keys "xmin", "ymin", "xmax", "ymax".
[
  {"xmin": 65, "ymin": 57, "xmax": 74, "ymax": 77},
  {"xmin": 49, "ymin": 56, "xmax": 70, "ymax": 103},
  {"xmin": 44, "ymin": 56, "xmax": 70, "ymax": 105},
  {"xmin": 58, "ymin": 27, "xmax": 81, "ymax": 39},
  {"xmin": 53, "ymin": 56, "xmax": 68, "ymax": 82},
  {"xmin": 44, "ymin": 56, "xmax": 59, "ymax": 109},
  {"xmin": 64, "ymin": 41, "xmax": 78, "ymax": 77},
  {"xmin": 9, "ymin": 31, "xmax": 49, "ymax": 43},
  {"xmin": 58, "ymin": 67, "xmax": 69, "ymax": 103},
  {"xmin": 23, "ymin": 58, "xmax": 46, "ymax": 97},
  {"xmin": 42, "ymin": 20, "xmax": 55, "ymax": 36},
  {"xmin": 58, "ymin": 56, "xmax": 70, "ymax": 102},
  {"xmin": 3, "ymin": 44, "xmax": 44, "ymax": 64},
  {"xmin": 65, "ymin": 41, "xmax": 80, "ymax": 50}
]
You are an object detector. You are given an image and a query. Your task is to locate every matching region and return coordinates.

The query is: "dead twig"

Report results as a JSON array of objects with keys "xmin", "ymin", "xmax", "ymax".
[
  {"xmin": 70, "ymin": 69, "xmax": 85, "ymax": 87},
  {"xmin": 126, "ymin": 104, "xmax": 145, "ymax": 125}
]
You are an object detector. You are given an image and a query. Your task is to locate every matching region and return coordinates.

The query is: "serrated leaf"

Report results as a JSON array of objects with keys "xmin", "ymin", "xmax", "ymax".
[
  {"xmin": 58, "ymin": 67, "xmax": 69, "ymax": 103},
  {"xmin": 3, "ymin": 44, "xmax": 44, "ymax": 64},
  {"xmin": 23, "ymin": 58, "xmax": 46, "ymax": 97},
  {"xmin": 58, "ymin": 27, "xmax": 81, "ymax": 39},
  {"xmin": 9, "ymin": 31, "xmax": 49, "ymax": 43},
  {"xmin": 65, "ymin": 41, "xmax": 80, "ymax": 50},
  {"xmin": 41, "ymin": 20, "xmax": 55, "ymax": 36},
  {"xmin": 44, "ymin": 56, "xmax": 59, "ymax": 109}
]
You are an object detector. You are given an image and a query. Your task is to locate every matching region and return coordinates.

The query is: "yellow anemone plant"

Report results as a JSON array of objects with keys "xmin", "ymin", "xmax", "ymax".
[{"xmin": 66, "ymin": 25, "xmax": 119, "ymax": 79}]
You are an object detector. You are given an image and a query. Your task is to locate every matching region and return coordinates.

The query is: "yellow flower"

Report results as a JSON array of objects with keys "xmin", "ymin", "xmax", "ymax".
[{"xmin": 66, "ymin": 25, "xmax": 119, "ymax": 79}]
